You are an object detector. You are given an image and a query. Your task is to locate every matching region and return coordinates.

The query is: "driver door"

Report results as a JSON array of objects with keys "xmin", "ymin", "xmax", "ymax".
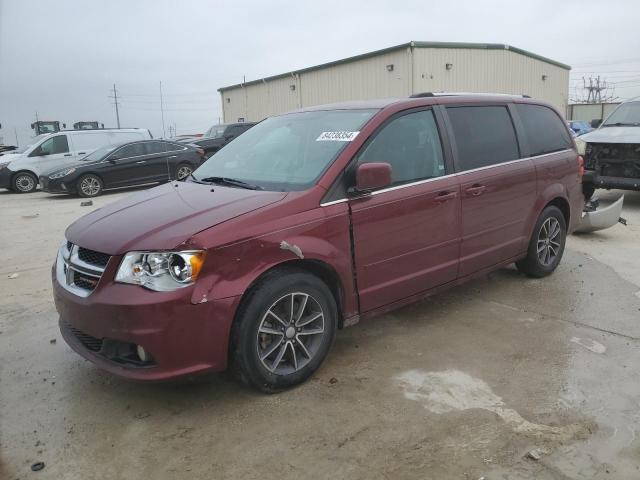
[
  {"xmin": 349, "ymin": 109, "xmax": 462, "ymax": 313},
  {"xmin": 28, "ymin": 135, "xmax": 75, "ymax": 176}
]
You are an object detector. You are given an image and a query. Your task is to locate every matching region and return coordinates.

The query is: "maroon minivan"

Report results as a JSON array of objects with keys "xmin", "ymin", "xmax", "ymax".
[{"xmin": 53, "ymin": 94, "xmax": 584, "ymax": 391}]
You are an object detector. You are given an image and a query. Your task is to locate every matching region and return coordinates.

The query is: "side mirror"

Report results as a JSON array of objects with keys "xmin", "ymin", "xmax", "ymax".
[
  {"xmin": 591, "ymin": 118, "xmax": 602, "ymax": 128},
  {"xmin": 30, "ymin": 147, "xmax": 45, "ymax": 157},
  {"xmin": 107, "ymin": 156, "xmax": 119, "ymax": 163},
  {"xmin": 355, "ymin": 162, "xmax": 392, "ymax": 192}
]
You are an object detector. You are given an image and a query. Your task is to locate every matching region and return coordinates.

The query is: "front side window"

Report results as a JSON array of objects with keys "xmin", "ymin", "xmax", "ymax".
[
  {"xmin": 356, "ymin": 109, "xmax": 445, "ymax": 184},
  {"xmin": 447, "ymin": 106, "xmax": 519, "ymax": 171},
  {"xmin": 602, "ymin": 101, "xmax": 640, "ymax": 127},
  {"xmin": 193, "ymin": 109, "xmax": 377, "ymax": 191},
  {"xmin": 112, "ymin": 143, "xmax": 146, "ymax": 159},
  {"xmin": 515, "ymin": 104, "xmax": 572, "ymax": 156},
  {"xmin": 205, "ymin": 125, "xmax": 226, "ymax": 138},
  {"xmin": 39, "ymin": 135, "xmax": 69, "ymax": 155}
]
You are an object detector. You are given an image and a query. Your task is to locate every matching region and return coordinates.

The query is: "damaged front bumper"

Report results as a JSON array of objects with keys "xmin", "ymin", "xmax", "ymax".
[{"xmin": 574, "ymin": 195, "xmax": 625, "ymax": 233}]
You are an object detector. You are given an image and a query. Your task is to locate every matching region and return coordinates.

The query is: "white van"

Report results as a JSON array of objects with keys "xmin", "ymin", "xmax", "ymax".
[{"xmin": 0, "ymin": 128, "xmax": 152, "ymax": 193}]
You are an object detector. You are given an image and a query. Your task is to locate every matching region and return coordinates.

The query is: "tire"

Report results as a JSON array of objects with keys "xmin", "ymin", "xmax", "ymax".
[
  {"xmin": 583, "ymin": 182, "xmax": 596, "ymax": 202},
  {"xmin": 516, "ymin": 205, "xmax": 567, "ymax": 278},
  {"xmin": 175, "ymin": 163, "xmax": 193, "ymax": 181},
  {"xmin": 231, "ymin": 267, "xmax": 338, "ymax": 392},
  {"xmin": 12, "ymin": 172, "xmax": 38, "ymax": 193},
  {"xmin": 77, "ymin": 174, "xmax": 103, "ymax": 197}
]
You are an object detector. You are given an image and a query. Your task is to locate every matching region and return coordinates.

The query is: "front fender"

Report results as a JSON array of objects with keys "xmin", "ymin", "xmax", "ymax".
[{"xmin": 190, "ymin": 210, "xmax": 357, "ymax": 317}]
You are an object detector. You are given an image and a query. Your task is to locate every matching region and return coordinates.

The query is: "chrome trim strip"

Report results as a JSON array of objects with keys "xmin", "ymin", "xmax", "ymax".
[
  {"xmin": 319, "ymin": 149, "xmax": 573, "ymax": 206},
  {"xmin": 56, "ymin": 243, "xmax": 109, "ymax": 297}
]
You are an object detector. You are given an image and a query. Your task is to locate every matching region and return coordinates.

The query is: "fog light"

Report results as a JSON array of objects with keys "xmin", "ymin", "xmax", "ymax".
[{"xmin": 136, "ymin": 345, "xmax": 151, "ymax": 362}]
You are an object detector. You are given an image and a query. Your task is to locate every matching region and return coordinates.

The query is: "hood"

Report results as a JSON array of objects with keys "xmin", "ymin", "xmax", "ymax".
[
  {"xmin": 65, "ymin": 181, "xmax": 287, "ymax": 254},
  {"xmin": 582, "ymin": 126, "xmax": 640, "ymax": 144},
  {"xmin": 0, "ymin": 153, "xmax": 24, "ymax": 165}
]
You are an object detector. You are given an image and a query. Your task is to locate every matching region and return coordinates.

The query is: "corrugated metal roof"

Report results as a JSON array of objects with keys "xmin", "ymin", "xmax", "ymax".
[{"xmin": 218, "ymin": 41, "xmax": 571, "ymax": 92}]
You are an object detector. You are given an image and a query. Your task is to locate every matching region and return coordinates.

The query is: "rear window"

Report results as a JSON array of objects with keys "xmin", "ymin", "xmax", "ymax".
[
  {"xmin": 447, "ymin": 106, "xmax": 520, "ymax": 171},
  {"xmin": 515, "ymin": 104, "xmax": 572, "ymax": 156}
]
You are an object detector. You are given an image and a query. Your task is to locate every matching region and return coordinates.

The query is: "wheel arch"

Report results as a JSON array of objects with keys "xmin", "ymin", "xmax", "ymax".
[
  {"xmin": 235, "ymin": 259, "xmax": 346, "ymax": 329},
  {"xmin": 546, "ymin": 196, "xmax": 570, "ymax": 226}
]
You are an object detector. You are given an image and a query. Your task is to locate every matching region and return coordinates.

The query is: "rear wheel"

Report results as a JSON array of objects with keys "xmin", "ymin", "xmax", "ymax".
[
  {"xmin": 232, "ymin": 268, "xmax": 337, "ymax": 392},
  {"xmin": 77, "ymin": 174, "xmax": 103, "ymax": 197},
  {"xmin": 516, "ymin": 205, "xmax": 566, "ymax": 277},
  {"xmin": 12, "ymin": 172, "xmax": 37, "ymax": 193},
  {"xmin": 175, "ymin": 163, "xmax": 192, "ymax": 181}
]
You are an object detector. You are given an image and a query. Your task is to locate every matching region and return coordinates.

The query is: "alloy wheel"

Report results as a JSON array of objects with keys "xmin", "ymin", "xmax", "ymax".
[
  {"xmin": 256, "ymin": 292, "xmax": 325, "ymax": 375},
  {"xmin": 15, "ymin": 174, "xmax": 35, "ymax": 192},
  {"xmin": 80, "ymin": 177, "xmax": 101, "ymax": 196},
  {"xmin": 177, "ymin": 166, "xmax": 192, "ymax": 180},
  {"xmin": 537, "ymin": 217, "xmax": 561, "ymax": 266}
]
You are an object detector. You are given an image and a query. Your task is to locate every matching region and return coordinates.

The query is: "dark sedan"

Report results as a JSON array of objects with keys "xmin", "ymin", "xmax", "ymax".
[
  {"xmin": 188, "ymin": 122, "xmax": 256, "ymax": 158},
  {"xmin": 40, "ymin": 140, "xmax": 204, "ymax": 197}
]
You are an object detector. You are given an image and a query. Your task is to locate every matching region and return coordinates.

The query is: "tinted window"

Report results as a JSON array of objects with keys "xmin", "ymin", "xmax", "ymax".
[
  {"xmin": 161, "ymin": 141, "xmax": 183, "ymax": 152},
  {"xmin": 146, "ymin": 141, "xmax": 168, "ymax": 154},
  {"xmin": 447, "ymin": 106, "xmax": 519, "ymax": 171},
  {"xmin": 357, "ymin": 110, "xmax": 445, "ymax": 184},
  {"xmin": 113, "ymin": 143, "xmax": 146, "ymax": 158},
  {"xmin": 515, "ymin": 104, "xmax": 572, "ymax": 156},
  {"xmin": 39, "ymin": 135, "xmax": 69, "ymax": 155}
]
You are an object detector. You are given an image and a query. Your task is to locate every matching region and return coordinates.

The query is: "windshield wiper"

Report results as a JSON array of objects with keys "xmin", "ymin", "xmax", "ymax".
[
  {"xmin": 602, "ymin": 122, "xmax": 640, "ymax": 127},
  {"xmin": 196, "ymin": 176, "xmax": 263, "ymax": 190}
]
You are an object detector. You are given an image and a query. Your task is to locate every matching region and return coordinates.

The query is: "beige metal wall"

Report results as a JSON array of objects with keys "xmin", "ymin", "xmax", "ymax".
[
  {"xmin": 221, "ymin": 47, "xmax": 570, "ymax": 122},
  {"xmin": 567, "ymin": 103, "xmax": 621, "ymax": 122},
  {"xmin": 412, "ymin": 48, "xmax": 569, "ymax": 114}
]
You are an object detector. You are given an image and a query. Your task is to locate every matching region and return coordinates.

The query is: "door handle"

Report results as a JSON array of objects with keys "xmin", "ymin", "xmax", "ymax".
[
  {"xmin": 63, "ymin": 153, "xmax": 72, "ymax": 157},
  {"xmin": 78, "ymin": 152, "xmax": 86, "ymax": 155},
  {"xmin": 434, "ymin": 191, "xmax": 458, "ymax": 203},
  {"xmin": 168, "ymin": 155, "xmax": 177, "ymax": 159},
  {"xmin": 465, "ymin": 184, "xmax": 486, "ymax": 196},
  {"xmin": 136, "ymin": 160, "xmax": 146, "ymax": 164}
]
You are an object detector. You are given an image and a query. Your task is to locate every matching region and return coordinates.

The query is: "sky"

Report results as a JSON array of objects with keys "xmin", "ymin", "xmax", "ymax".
[{"xmin": 1, "ymin": 0, "xmax": 640, "ymax": 145}]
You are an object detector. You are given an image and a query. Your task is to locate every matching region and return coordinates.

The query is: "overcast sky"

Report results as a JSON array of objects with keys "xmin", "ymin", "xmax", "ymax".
[{"xmin": 1, "ymin": 0, "xmax": 639, "ymax": 145}]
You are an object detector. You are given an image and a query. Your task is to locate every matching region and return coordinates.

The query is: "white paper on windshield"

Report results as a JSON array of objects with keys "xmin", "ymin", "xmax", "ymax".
[{"xmin": 316, "ymin": 131, "xmax": 360, "ymax": 142}]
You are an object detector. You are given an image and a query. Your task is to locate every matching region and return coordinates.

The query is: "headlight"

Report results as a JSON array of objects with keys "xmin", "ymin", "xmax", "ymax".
[
  {"xmin": 49, "ymin": 168, "xmax": 76, "ymax": 179},
  {"xmin": 575, "ymin": 137, "xmax": 587, "ymax": 156},
  {"xmin": 115, "ymin": 250, "xmax": 206, "ymax": 291}
]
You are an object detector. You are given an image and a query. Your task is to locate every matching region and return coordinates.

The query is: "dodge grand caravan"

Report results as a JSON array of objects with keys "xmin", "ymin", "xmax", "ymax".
[{"xmin": 53, "ymin": 94, "xmax": 583, "ymax": 391}]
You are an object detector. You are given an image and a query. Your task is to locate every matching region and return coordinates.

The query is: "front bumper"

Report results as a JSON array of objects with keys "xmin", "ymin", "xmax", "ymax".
[
  {"xmin": 40, "ymin": 175, "xmax": 72, "ymax": 193},
  {"xmin": 584, "ymin": 170, "xmax": 640, "ymax": 191},
  {"xmin": 53, "ymin": 256, "xmax": 241, "ymax": 381},
  {"xmin": 0, "ymin": 166, "xmax": 12, "ymax": 189}
]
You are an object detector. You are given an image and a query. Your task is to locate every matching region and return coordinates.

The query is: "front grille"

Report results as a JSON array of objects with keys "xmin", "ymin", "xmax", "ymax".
[
  {"xmin": 57, "ymin": 241, "xmax": 109, "ymax": 297},
  {"xmin": 64, "ymin": 321, "xmax": 103, "ymax": 352},
  {"xmin": 73, "ymin": 271, "xmax": 99, "ymax": 290},
  {"xmin": 78, "ymin": 247, "xmax": 110, "ymax": 268}
]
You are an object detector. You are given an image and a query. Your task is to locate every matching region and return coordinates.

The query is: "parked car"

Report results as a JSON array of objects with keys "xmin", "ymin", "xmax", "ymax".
[
  {"xmin": 0, "ymin": 128, "xmax": 152, "ymax": 193},
  {"xmin": 53, "ymin": 94, "xmax": 583, "ymax": 391},
  {"xmin": 40, "ymin": 140, "xmax": 204, "ymax": 197},
  {"xmin": 577, "ymin": 97, "xmax": 640, "ymax": 200},
  {"xmin": 567, "ymin": 120, "xmax": 593, "ymax": 136},
  {"xmin": 190, "ymin": 122, "xmax": 256, "ymax": 158},
  {"xmin": 0, "ymin": 144, "xmax": 17, "ymax": 155}
]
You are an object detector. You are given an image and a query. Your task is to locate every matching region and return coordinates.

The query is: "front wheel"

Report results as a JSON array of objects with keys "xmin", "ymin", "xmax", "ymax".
[
  {"xmin": 12, "ymin": 172, "xmax": 38, "ymax": 193},
  {"xmin": 77, "ymin": 174, "xmax": 103, "ymax": 197},
  {"xmin": 516, "ymin": 205, "xmax": 567, "ymax": 277},
  {"xmin": 232, "ymin": 268, "xmax": 337, "ymax": 392}
]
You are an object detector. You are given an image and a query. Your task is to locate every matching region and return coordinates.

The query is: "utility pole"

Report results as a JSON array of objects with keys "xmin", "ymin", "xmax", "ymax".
[
  {"xmin": 14, "ymin": 127, "xmax": 19, "ymax": 147},
  {"xmin": 108, "ymin": 84, "xmax": 121, "ymax": 128},
  {"xmin": 159, "ymin": 81, "xmax": 166, "ymax": 138}
]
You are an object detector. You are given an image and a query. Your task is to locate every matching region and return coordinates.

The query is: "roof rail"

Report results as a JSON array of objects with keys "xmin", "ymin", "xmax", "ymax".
[{"xmin": 410, "ymin": 92, "xmax": 530, "ymax": 99}]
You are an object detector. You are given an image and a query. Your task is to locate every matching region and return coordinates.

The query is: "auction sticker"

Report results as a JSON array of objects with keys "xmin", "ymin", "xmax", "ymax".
[{"xmin": 316, "ymin": 131, "xmax": 360, "ymax": 142}]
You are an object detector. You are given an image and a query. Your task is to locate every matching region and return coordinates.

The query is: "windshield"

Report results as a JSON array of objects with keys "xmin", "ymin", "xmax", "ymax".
[
  {"xmin": 192, "ymin": 109, "xmax": 377, "ymax": 191},
  {"xmin": 81, "ymin": 144, "xmax": 118, "ymax": 161},
  {"xmin": 13, "ymin": 134, "xmax": 48, "ymax": 154},
  {"xmin": 603, "ymin": 101, "xmax": 640, "ymax": 126},
  {"xmin": 204, "ymin": 125, "xmax": 227, "ymax": 138}
]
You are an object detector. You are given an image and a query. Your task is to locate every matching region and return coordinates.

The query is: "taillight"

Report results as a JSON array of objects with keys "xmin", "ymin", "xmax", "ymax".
[
  {"xmin": 577, "ymin": 155, "xmax": 585, "ymax": 177},
  {"xmin": 196, "ymin": 148, "xmax": 205, "ymax": 157}
]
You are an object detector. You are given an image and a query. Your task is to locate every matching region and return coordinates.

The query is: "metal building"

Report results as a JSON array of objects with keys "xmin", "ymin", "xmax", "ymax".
[
  {"xmin": 218, "ymin": 41, "xmax": 571, "ymax": 122},
  {"xmin": 567, "ymin": 102, "xmax": 620, "ymax": 122}
]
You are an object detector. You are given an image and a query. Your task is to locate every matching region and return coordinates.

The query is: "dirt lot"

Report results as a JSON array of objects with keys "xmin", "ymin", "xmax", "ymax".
[{"xmin": 1, "ymin": 187, "xmax": 639, "ymax": 479}]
